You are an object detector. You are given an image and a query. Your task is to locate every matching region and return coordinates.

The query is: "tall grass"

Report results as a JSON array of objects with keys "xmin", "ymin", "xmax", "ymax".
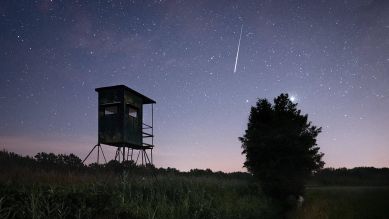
[
  {"xmin": 291, "ymin": 186, "xmax": 389, "ymax": 219},
  {"xmin": 2, "ymin": 150, "xmax": 389, "ymax": 218},
  {"xmin": 0, "ymin": 170, "xmax": 274, "ymax": 219}
]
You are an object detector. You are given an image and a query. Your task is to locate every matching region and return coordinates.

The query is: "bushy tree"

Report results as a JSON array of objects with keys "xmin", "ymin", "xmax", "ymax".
[
  {"xmin": 35, "ymin": 152, "xmax": 83, "ymax": 169},
  {"xmin": 239, "ymin": 93, "xmax": 324, "ymax": 203},
  {"xmin": 35, "ymin": 152, "xmax": 59, "ymax": 165},
  {"xmin": 60, "ymin": 153, "xmax": 83, "ymax": 168}
]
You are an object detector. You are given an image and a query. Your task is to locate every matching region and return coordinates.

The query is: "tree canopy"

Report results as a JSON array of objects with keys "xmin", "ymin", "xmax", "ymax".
[{"xmin": 240, "ymin": 93, "xmax": 324, "ymax": 202}]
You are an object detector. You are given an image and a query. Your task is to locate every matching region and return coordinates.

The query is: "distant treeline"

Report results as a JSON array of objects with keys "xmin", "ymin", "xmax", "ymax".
[
  {"xmin": 0, "ymin": 150, "xmax": 251, "ymax": 180},
  {"xmin": 311, "ymin": 167, "xmax": 389, "ymax": 186},
  {"xmin": 1, "ymin": 150, "xmax": 388, "ymax": 186}
]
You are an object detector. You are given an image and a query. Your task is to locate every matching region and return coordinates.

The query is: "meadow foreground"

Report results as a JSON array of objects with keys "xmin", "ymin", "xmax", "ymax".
[{"xmin": 1, "ymin": 151, "xmax": 388, "ymax": 219}]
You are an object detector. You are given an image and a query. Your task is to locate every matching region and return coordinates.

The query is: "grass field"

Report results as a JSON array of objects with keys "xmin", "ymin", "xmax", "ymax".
[
  {"xmin": 0, "ymin": 170, "xmax": 274, "ymax": 219},
  {"xmin": 1, "ymin": 169, "xmax": 389, "ymax": 219},
  {"xmin": 1, "ymin": 150, "xmax": 389, "ymax": 218},
  {"xmin": 292, "ymin": 186, "xmax": 389, "ymax": 219},
  {"xmin": 1, "ymin": 168, "xmax": 389, "ymax": 218}
]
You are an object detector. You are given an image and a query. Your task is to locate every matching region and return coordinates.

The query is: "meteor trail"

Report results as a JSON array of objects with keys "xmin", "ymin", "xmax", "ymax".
[{"xmin": 234, "ymin": 24, "xmax": 243, "ymax": 73}]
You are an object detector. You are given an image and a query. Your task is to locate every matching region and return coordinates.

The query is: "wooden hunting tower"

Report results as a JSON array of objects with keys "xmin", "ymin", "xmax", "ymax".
[{"xmin": 83, "ymin": 85, "xmax": 156, "ymax": 165}]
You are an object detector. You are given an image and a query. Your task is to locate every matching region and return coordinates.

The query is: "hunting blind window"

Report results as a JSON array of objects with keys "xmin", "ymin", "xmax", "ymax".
[
  {"xmin": 128, "ymin": 105, "xmax": 137, "ymax": 118},
  {"xmin": 104, "ymin": 105, "xmax": 118, "ymax": 115}
]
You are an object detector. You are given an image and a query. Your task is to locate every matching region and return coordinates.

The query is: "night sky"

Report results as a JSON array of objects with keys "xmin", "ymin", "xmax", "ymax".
[{"xmin": 1, "ymin": 0, "xmax": 388, "ymax": 172}]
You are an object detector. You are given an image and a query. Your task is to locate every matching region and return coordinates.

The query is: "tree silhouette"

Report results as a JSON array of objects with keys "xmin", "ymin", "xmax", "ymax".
[
  {"xmin": 35, "ymin": 152, "xmax": 83, "ymax": 169},
  {"xmin": 239, "ymin": 93, "xmax": 324, "ymax": 204}
]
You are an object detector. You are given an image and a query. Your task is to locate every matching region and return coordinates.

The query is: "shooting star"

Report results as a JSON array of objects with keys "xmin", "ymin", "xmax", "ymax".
[{"xmin": 234, "ymin": 24, "xmax": 243, "ymax": 73}]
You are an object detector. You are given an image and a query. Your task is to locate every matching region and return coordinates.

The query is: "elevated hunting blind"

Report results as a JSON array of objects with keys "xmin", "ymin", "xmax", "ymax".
[{"xmin": 83, "ymin": 85, "xmax": 156, "ymax": 165}]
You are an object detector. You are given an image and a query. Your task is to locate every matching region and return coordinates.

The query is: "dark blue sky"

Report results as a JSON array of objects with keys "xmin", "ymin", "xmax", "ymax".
[{"xmin": 1, "ymin": 0, "xmax": 388, "ymax": 171}]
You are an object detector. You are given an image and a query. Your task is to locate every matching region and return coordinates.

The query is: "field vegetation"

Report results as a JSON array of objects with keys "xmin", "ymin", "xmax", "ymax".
[
  {"xmin": 0, "ymin": 150, "xmax": 274, "ymax": 219},
  {"xmin": 1, "ymin": 150, "xmax": 389, "ymax": 219},
  {"xmin": 292, "ymin": 186, "xmax": 389, "ymax": 219}
]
